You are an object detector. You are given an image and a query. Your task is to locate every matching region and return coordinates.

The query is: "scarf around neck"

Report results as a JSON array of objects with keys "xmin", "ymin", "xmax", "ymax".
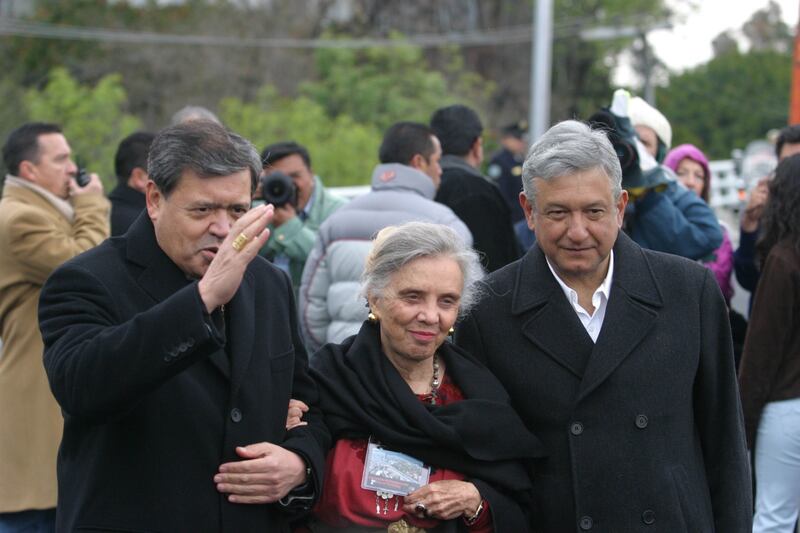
[
  {"xmin": 310, "ymin": 321, "xmax": 546, "ymax": 493},
  {"xmin": 4, "ymin": 174, "xmax": 75, "ymax": 222}
]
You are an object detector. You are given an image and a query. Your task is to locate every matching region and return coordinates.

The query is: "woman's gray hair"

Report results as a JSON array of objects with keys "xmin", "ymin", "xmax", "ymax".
[
  {"xmin": 521, "ymin": 120, "xmax": 622, "ymax": 207},
  {"xmin": 361, "ymin": 222, "xmax": 485, "ymax": 316}
]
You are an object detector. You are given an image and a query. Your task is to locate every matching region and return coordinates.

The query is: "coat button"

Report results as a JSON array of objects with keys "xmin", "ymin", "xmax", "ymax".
[
  {"xmin": 635, "ymin": 414, "xmax": 649, "ymax": 429},
  {"xmin": 230, "ymin": 408, "xmax": 242, "ymax": 423},
  {"xmin": 579, "ymin": 515, "xmax": 593, "ymax": 530},
  {"xmin": 570, "ymin": 422, "xmax": 584, "ymax": 435},
  {"xmin": 642, "ymin": 509, "xmax": 656, "ymax": 525}
]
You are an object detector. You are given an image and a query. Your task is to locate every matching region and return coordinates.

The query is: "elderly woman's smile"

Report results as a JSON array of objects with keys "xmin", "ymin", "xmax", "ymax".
[{"xmin": 369, "ymin": 255, "xmax": 463, "ymax": 366}]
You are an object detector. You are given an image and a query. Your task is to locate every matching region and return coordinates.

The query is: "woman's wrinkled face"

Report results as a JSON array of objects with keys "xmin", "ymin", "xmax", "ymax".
[{"xmin": 369, "ymin": 256, "xmax": 463, "ymax": 365}]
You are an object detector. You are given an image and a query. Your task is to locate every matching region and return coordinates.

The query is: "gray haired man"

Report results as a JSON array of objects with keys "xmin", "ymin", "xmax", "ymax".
[{"xmin": 457, "ymin": 120, "xmax": 751, "ymax": 532}]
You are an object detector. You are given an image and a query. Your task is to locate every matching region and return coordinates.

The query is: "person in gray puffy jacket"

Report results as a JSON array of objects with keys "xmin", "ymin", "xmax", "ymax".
[{"xmin": 298, "ymin": 122, "xmax": 473, "ymax": 354}]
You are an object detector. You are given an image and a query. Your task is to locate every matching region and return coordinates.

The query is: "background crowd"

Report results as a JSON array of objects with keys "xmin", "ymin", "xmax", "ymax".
[{"xmin": 0, "ymin": 85, "xmax": 798, "ymax": 531}]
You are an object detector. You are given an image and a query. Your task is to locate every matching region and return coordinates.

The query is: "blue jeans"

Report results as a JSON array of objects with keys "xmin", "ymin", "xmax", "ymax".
[
  {"xmin": 753, "ymin": 397, "xmax": 800, "ymax": 533},
  {"xmin": 0, "ymin": 508, "xmax": 55, "ymax": 533}
]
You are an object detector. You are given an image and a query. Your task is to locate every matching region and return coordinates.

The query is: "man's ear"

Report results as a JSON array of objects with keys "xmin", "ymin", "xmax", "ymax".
[
  {"xmin": 17, "ymin": 160, "xmax": 37, "ymax": 181},
  {"xmin": 520, "ymin": 192, "xmax": 535, "ymax": 231},
  {"xmin": 615, "ymin": 189, "xmax": 629, "ymax": 227},
  {"xmin": 408, "ymin": 153, "xmax": 425, "ymax": 171},
  {"xmin": 128, "ymin": 167, "xmax": 150, "ymax": 194},
  {"xmin": 145, "ymin": 181, "xmax": 162, "ymax": 221},
  {"xmin": 471, "ymin": 137, "xmax": 484, "ymax": 165}
]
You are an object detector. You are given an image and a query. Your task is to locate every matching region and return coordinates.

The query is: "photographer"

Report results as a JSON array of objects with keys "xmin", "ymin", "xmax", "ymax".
[
  {"xmin": 257, "ymin": 142, "xmax": 346, "ymax": 289},
  {"xmin": 0, "ymin": 122, "xmax": 108, "ymax": 529},
  {"xmin": 593, "ymin": 92, "xmax": 722, "ymax": 261}
]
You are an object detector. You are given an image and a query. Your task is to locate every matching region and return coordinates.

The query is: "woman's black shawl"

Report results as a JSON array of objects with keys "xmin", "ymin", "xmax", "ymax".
[{"xmin": 310, "ymin": 321, "xmax": 546, "ymax": 532}]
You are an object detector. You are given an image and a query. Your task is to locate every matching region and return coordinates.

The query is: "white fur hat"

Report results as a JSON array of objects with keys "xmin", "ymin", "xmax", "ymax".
[{"xmin": 628, "ymin": 96, "xmax": 672, "ymax": 149}]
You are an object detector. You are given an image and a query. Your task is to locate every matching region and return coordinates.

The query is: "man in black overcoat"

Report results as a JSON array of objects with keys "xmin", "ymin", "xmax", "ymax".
[
  {"xmin": 108, "ymin": 131, "xmax": 154, "ymax": 236},
  {"xmin": 38, "ymin": 120, "xmax": 329, "ymax": 532},
  {"xmin": 456, "ymin": 120, "xmax": 752, "ymax": 532},
  {"xmin": 431, "ymin": 105, "xmax": 520, "ymax": 272}
]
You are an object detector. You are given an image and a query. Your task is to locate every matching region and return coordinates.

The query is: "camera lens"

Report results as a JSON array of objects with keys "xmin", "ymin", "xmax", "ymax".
[{"xmin": 260, "ymin": 171, "xmax": 297, "ymax": 207}]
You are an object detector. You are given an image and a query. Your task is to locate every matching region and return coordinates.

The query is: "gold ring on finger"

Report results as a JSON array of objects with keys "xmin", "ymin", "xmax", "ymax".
[{"xmin": 231, "ymin": 232, "xmax": 249, "ymax": 252}]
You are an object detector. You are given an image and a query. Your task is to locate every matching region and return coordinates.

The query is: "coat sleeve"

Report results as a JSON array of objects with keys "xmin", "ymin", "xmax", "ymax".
[
  {"xmin": 7, "ymin": 193, "xmax": 110, "ymax": 284},
  {"xmin": 263, "ymin": 216, "xmax": 317, "ymax": 263},
  {"xmin": 738, "ymin": 250, "xmax": 797, "ymax": 448},
  {"xmin": 278, "ymin": 270, "xmax": 331, "ymax": 505},
  {"xmin": 733, "ymin": 227, "xmax": 760, "ymax": 292},
  {"xmin": 693, "ymin": 269, "xmax": 753, "ymax": 531},
  {"xmin": 471, "ymin": 478, "xmax": 532, "ymax": 533},
  {"xmin": 704, "ymin": 228, "xmax": 734, "ymax": 302},
  {"xmin": 298, "ymin": 238, "xmax": 332, "ymax": 354},
  {"xmin": 39, "ymin": 262, "xmax": 225, "ymax": 421},
  {"xmin": 631, "ymin": 184, "xmax": 722, "ymax": 260}
]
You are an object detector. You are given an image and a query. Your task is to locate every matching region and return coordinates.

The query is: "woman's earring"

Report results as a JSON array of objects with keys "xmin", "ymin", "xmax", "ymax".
[
  {"xmin": 448, "ymin": 327, "xmax": 455, "ymax": 335},
  {"xmin": 368, "ymin": 312, "xmax": 378, "ymax": 324}
]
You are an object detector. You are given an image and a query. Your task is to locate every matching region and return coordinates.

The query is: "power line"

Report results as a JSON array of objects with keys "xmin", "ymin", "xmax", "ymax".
[{"xmin": 0, "ymin": 15, "xmax": 667, "ymax": 49}]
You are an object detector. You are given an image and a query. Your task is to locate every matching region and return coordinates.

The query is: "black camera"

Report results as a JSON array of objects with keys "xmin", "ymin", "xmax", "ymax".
[
  {"xmin": 73, "ymin": 156, "xmax": 90, "ymax": 187},
  {"xmin": 260, "ymin": 171, "xmax": 297, "ymax": 208},
  {"xmin": 75, "ymin": 167, "xmax": 90, "ymax": 187}
]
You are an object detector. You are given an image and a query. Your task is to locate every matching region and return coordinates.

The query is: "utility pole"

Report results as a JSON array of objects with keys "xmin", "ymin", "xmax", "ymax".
[
  {"xmin": 790, "ymin": 2, "xmax": 800, "ymax": 124},
  {"xmin": 530, "ymin": 0, "xmax": 553, "ymax": 142}
]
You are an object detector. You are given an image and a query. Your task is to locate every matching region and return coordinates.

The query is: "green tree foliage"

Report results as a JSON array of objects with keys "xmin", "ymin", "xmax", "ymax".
[
  {"xmin": 658, "ymin": 49, "xmax": 791, "ymax": 159},
  {"xmin": 221, "ymin": 86, "xmax": 381, "ymax": 186},
  {"xmin": 24, "ymin": 67, "xmax": 141, "ymax": 188},
  {"xmin": 547, "ymin": 0, "xmax": 670, "ymax": 121},
  {"xmin": 0, "ymin": 77, "xmax": 29, "ymax": 176},
  {"xmin": 300, "ymin": 34, "xmax": 493, "ymax": 132},
  {"xmin": 223, "ymin": 36, "xmax": 494, "ymax": 186}
]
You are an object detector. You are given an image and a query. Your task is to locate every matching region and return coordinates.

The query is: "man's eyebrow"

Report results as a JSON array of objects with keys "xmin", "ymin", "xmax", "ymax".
[{"xmin": 186, "ymin": 201, "xmax": 250, "ymax": 210}]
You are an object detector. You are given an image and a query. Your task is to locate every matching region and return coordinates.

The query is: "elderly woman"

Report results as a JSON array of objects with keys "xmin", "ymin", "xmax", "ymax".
[{"xmin": 306, "ymin": 221, "xmax": 543, "ymax": 533}]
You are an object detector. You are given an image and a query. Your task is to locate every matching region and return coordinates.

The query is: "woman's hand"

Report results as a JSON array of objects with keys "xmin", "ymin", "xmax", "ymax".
[
  {"xmin": 285, "ymin": 399, "xmax": 309, "ymax": 430},
  {"xmin": 403, "ymin": 480, "xmax": 482, "ymax": 521}
]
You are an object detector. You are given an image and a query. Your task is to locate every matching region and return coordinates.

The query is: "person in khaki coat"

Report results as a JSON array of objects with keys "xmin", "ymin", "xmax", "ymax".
[{"xmin": 0, "ymin": 122, "xmax": 109, "ymax": 528}]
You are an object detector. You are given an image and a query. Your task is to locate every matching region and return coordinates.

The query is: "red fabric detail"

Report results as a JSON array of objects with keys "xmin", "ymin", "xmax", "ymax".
[{"xmin": 314, "ymin": 372, "xmax": 492, "ymax": 532}]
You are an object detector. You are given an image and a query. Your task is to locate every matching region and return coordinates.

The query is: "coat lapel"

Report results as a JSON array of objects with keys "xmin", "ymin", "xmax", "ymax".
[
  {"xmin": 513, "ymin": 246, "xmax": 595, "ymax": 379},
  {"xmin": 125, "ymin": 215, "xmax": 232, "ymax": 379},
  {"xmin": 576, "ymin": 233, "xmax": 663, "ymax": 402},
  {"xmin": 126, "ymin": 215, "xmax": 194, "ymax": 305},
  {"xmin": 228, "ymin": 269, "xmax": 257, "ymax": 395}
]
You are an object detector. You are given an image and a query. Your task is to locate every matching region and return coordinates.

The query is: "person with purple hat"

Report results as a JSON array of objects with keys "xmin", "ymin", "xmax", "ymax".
[{"xmin": 663, "ymin": 144, "xmax": 734, "ymax": 303}]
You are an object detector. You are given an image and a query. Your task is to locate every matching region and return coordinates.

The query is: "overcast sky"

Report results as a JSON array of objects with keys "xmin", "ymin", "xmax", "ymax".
[{"xmin": 650, "ymin": 0, "xmax": 799, "ymax": 71}]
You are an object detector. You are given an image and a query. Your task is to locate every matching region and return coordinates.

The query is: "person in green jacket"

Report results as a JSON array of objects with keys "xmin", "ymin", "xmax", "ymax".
[{"xmin": 257, "ymin": 142, "xmax": 347, "ymax": 289}]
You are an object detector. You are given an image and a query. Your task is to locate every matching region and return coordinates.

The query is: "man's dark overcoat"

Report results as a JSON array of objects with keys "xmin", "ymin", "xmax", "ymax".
[
  {"xmin": 434, "ymin": 155, "xmax": 520, "ymax": 272},
  {"xmin": 456, "ymin": 232, "xmax": 752, "ymax": 533},
  {"xmin": 108, "ymin": 183, "xmax": 146, "ymax": 236},
  {"xmin": 38, "ymin": 214, "xmax": 329, "ymax": 533}
]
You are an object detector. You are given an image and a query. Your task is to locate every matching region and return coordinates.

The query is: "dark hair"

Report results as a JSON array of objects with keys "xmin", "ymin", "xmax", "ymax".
[
  {"xmin": 756, "ymin": 153, "xmax": 800, "ymax": 264},
  {"xmin": 378, "ymin": 122, "xmax": 436, "ymax": 165},
  {"xmin": 430, "ymin": 105, "xmax": 483, "ymax": 157},
  {"xmin": 115, "ymin": 132, "xmax": 155, "ymax": 184},
  {"xmin": 147, "ymin": 120, "xmax": 261, "ymax": 197},
  {"xmin": 2, "ymin": 122, "xmax": 63, "ymax": 176},
  {"xmin": 260, "ymin": 141, "xmax": 311, "ymax": 169},
  {"xmin": 775, "ymin": 124, "xmax": 800, "ymax": 159}
]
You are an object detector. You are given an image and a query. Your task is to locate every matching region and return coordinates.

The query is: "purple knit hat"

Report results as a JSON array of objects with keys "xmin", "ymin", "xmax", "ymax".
[{"xmin": 663, "ymin": 144, "xmax": 711, "ymax": 201}]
